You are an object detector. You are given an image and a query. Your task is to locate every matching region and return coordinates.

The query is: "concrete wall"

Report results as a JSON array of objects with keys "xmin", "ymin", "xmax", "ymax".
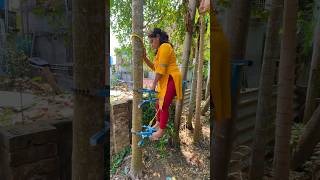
[{"xmin": 245, "ymin": 20, "xmax": 266, "ymax": 88}]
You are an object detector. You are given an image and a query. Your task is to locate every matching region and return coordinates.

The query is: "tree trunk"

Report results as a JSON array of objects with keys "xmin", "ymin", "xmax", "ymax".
[
  {"xmin": 272, "ymin": 0, "xmax": 298, "ymax": 179},
  {"xmin": 205, "ymin": 64, "xmax": 210, "ymax": 99},
  {"xmin": 291, "ymin": 105, "xmax": 320, "ymax": 169},
  {"xmin": 130, "ymin": 0, "xmax": 144, "ymax": 177},
  {"xmin": 212, "ymin": 1, "xmax": 251, "ymax": 179},
  {"xmin": 105, "ymin": 1, "xmax": 111, "ymax": 178},
  {"xmin": 303, "ymin": 12, "xmax": 320, "ymax": 123},
  {"xmin": 193, "ymin": 15, "xmax": 205, "ymax": 143},
  {"xmin": 72, "ymin": 0, "xmax": 105, "ymax": 179},
  {"xmin": 225, "ymin": 0, "xmax": 251, "ymax": 59},
  {"xmin": 249, "ymin": 0, "xmax": 283, "ymax": 179},
  {"xmin": 173, "ymin": 0, "xmax": 197, "ymax": 146},
  {"xmin": 201, "ymin": 96, "xmax": 210, "ymax": 115},
  {"xmin": 186, "ymin": 33, "xmax": 200, "ymax": 130}
]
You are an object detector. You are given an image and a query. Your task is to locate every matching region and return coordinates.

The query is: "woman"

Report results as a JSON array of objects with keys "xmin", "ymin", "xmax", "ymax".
[{"xmin": 143, "ymin": 28, "xmax": 182, "ymax": 140}]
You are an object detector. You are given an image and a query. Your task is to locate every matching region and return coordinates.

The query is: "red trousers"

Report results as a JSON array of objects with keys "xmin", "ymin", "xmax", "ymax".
[{"xmin": 156, "ymin": 75, "xmax": 176, "ymax": 129}]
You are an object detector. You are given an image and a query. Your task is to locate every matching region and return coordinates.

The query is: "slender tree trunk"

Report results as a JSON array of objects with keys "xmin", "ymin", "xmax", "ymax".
[
  {"xmin": 291, "ymin": 105, "xmax": 320, "ymax": 169},
  {"xmin": 130, "ymin": 0, "xmax": 144, "ymax": 177},
  {"xmin": 201, "ymin": 96, "xmax": 210, "ymax": 115},
  {"xmin": 72, "ymin": 0, "xmax": 105, "ymax": 179},
  {"xmin": 186, "ymin": 33, "xmax": 200, "ymax": 130},
  {"xmin": 193, "ymin": 15, "xmax": 205, "ymax": 143},
  {"xmin": 303, "ymin": 12, "xmax": 320, "ymax": 123},
  {"xmin": 173, "ymin": 0, "xmax": 197, "ymax": 146},
  {"xmin": 212, "ymin": 1, "xmax": 251, "ymax": 179},
  {"xmin": 205, "ymin": 64, "xmax": 210, "ymax": 99},
  {"xmin": 249, "ymin": 1, "xmax": 283, "ymax": 179},
  {"xmin": 272, "ymin": 0, "xmax": 298, "ymax": 179}
]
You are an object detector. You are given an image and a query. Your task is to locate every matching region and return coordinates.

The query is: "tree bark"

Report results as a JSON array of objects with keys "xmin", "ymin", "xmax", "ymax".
[
  {"xmin": 272, "ymin": 0, "xmax": 298, "ymax": 179},
  {"xmin": 201, "ymin": 96, "xmax": 210, "ymax": 115},
  {"xmin": 72, "ymin": 0, "xmax": 106, "ymax": 179},
  {"xmin": 249, "ymin": 0, "xmax": 283, "ymax": 179},
  {"xmin": 130, "ymin": 0, "xmax": 144, "ymax": 177},
  {"xmin": 186, "ymin": 33, "xmax": 200, "ymax": 130},
  {"xmin": 291, "ymin": 105, "xmax": 320, "ymax": 169},
  {"xmin": 205, "ymin": 65, "xmax": 210, "ymax": 99},
  {"xmin": 212, "ymin": 1, "xmax": 252, "ymax": 179},
  {"xmin": 225, "ymin": 0, "xmax": 251, "ymax": 59},
  {"xmin": 173, "ymin": 0, "xmax": 197, "ymax": 146},
  {"xmin": 193, "ymin": 15, "xmax": 205, "ymax": 143},
  {"xmin": 303, "ymin": 12, "xmax": 320, "ymax": 123}
]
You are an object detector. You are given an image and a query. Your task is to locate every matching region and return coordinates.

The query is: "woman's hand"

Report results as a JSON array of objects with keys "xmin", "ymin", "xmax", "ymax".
[
  {"xmin": 151, "ymin": 83, "xmax": 156, "ymax": 91},
  {"xmin": 143, "ymin": 48, "xmax": 147, "ymax": 60}
]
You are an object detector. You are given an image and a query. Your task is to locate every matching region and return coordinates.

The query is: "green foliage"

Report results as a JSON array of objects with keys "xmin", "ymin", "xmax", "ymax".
[
  {"xmin": 0, "ymin": 108, "xmax": 14, "ymax": 126},
  {"xmin": 141, "ymin": 98, "xmax": 157, "ymax": 126},
  {"xmin": 111, "ymin": 0, "xmax": 186, "ymax": 61},
  {"xmin": 31, "ymin": 76, "xmax": 43, "ymax": 83},
  {"xmin": 290, "ymin": 123, "xmax": 304, "ymax": 149},
  {"xmin": 297, "ymin": 1, "xmax": 315, "ymax": 65},
  {"xmin": 251, "ymin": 8, "xmax": 270, "ymax": 21},
  {"xmin": 3, "ymin": 36, "xmax": 31, "ymax": 79},
  {"xmin": 31, "ymin": 0, "xmax": 69, "ymax": 44},
  {"xmin": 32, "ymin": 0, "xmax": 66, "ymax": 31},
  {"xmin": 110, "ymin": 146, "xmax": 131, "ymax": 175},
  {"xmin": 153, "ymin": 120, "xmax": 175, "ymax": 158}
]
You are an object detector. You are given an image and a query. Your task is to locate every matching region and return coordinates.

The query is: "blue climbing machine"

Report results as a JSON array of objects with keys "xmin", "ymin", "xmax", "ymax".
[{"xmin": 131, "ymin": 80, "xmax": 188, "ymax": 147}]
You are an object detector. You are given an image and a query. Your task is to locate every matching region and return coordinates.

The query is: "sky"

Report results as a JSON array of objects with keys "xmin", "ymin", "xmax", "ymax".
[
  {"xmin": 110, "ymin": 31, "xmax": 119, "ymax": 65},
  {"xmin": 110, "ymin": 31, "xmax": 119, "ymax": 56}
]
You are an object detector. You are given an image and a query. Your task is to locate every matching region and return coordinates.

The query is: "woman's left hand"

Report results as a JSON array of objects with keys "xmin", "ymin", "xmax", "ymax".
[{"xmin": 151, "ymin": 83, "xmax": 156, "ymax": 91}]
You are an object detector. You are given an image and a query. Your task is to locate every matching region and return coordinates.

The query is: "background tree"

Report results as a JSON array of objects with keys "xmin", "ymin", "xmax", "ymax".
[
  {"xmin": 249, "ymin": 0, "xmax": 283, "ymax": 179},
  {"xmin": 303, "ymin": 1, "xmax": 320, "ymax": 123},
  {"xmin": 173, "ymin": 0, "xmax": 197, "ymax": 147},
  {"xmin": 193, "ymin": 14, "xmax": 205, "ymax": 143},
  {"xmin": 186, "ymin": 32, "xmax": 200, "ymax": 130},
  {"xmin": 272, "ymin": 0, "xmax": 298, "ymax": 179}
]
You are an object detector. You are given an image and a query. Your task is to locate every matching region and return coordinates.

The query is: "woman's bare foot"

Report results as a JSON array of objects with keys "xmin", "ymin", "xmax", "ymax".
[{"xmin": 150, "ymin": 128, "xmax": 164, "ymax": 141}]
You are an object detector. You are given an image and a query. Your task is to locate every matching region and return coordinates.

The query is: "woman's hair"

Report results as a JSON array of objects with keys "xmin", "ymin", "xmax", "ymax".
[{"xmin": 148, "ymin": 28, "xmax": 172, "ymax": 47}]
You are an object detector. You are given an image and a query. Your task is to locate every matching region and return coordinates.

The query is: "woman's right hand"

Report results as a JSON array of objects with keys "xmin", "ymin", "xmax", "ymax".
[{"xmin": 143, "ymin": 48, "xmax": 147, "ymax": 60}]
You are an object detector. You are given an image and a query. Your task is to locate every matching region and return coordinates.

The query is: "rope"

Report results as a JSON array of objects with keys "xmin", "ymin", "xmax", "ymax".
[
  {"xmin": 148, "ymin": 108, "xmax": 160, "ymax": 126},
  {"xmin": 131, "ymin": 33, "xmax": 145, "ymax": 48}
]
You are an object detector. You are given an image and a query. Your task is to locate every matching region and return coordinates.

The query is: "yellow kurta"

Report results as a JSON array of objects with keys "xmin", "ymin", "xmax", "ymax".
[
  {"xmin": 154, "ymin": 43, "xmax": 182, "ymax": 109},
  {"xmin": 211, "ymin": 13, "xmax": 232, "ymax": 121}
]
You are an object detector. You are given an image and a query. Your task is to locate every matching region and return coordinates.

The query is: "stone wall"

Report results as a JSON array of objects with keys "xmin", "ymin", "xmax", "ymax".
[
  {"xmin": 0, "ymin": 123, "xmax": 60, "ymax": 180},
  {"xmin": 0, "ymin": 98, "xmax": 131, "ymax": 179},
  {"xmin": 110, "ymin": 99, "xmax": 132, "ymax": 155}
]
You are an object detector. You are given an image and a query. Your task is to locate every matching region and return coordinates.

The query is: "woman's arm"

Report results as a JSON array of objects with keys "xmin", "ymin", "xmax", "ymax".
[
  {"xmin": 143, "ymin": 48, "xmax": 155, "ymax": 70},
  {"xmin": 151, "ymin": 73, "xmax": 162, "ymax": 91}
]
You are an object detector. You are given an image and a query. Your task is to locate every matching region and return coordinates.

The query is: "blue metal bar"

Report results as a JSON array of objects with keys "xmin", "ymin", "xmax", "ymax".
[
  {"xmin": 90, "ymin": 121, "xmax": 110, "ymax": 146},
  {"xmin": 131, "ymin": 125, "xmax": 157, "ymax": 147}
]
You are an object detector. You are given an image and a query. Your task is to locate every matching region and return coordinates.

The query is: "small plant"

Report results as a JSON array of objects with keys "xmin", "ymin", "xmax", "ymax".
[
  {"xmin": 0, "ymin": 108, "xmax": 14, "ymax": 126},
  {"xmin": 291, "ymin": 123, "xmax": 304, "ymax": 147},
  {"xmin": 153, "ymin": 121, "xmax": 175, "ymax": 158},
  {"xmin": 110, "ymin": 146, "xmax": 131, "ymax": 175}
]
